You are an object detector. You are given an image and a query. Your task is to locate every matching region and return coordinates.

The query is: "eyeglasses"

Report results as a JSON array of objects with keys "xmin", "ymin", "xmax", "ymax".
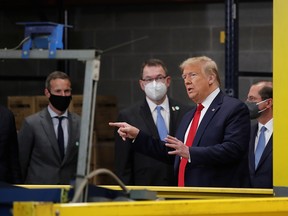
[
  {"xmin": 141, "ymin": 76, "xmax": 167, "ymax": 83},
  {"xmin": 181, "ymin": 72, "xmax": 198, "ymax": 80}
]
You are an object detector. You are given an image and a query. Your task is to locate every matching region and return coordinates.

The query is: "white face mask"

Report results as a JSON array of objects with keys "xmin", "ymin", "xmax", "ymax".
[{"xmin": 144, "ymin": 80, "xmax": 167, "ymax": 101}]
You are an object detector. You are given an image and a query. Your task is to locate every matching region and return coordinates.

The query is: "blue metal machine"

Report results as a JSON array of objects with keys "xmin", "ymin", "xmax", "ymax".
[{"xmin": 17, "ymin": 22, "xmax": 71, "ymax": 58}]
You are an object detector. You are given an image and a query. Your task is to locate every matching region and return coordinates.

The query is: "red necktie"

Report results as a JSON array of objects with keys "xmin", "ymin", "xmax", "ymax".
[{"xmin": 178, "ymin": 103, "xmax": 204, "ymax": 187}]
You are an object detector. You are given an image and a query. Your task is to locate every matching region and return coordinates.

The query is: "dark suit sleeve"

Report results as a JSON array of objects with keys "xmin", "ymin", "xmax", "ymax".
[
  {"xmin": 133, "ymin": 130, "xmax": 175, "ymax": 164},
  {"xmin": 18, "ymin": 118, "xmax": 35, "ymax": 181},
  {"xmin": 0, "ymin": 107, "xmax": 22, "ymax": 183},
  {"xmin": 8, "ymin": 111, "xmax": 23, "ymax": 183},
  {"xmin": 119, "ymin": 100, "xmax": 190, "ymax": 168},
  {"xmin": 114, "ymin": 112, "xmax": 134, "ymax": 185}
]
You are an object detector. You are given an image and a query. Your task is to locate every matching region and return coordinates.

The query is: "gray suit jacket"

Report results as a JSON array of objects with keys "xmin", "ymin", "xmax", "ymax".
[{"xmin": 18, "ymin": 107, "xmax": 81, "ymax": 184}]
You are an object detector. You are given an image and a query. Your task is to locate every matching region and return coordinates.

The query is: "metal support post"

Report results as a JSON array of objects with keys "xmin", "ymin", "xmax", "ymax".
[
  {"xmin": 74, "ymin": 58, "xmax": 100, "ymax": 202},
  {"xmin": 225, "ymin": 0, "xmax": 239, "ymax": 98}
]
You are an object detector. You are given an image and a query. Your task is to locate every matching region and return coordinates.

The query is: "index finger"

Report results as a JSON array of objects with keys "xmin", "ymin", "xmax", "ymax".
[{"xmin": 108, "ymin": 122, "xmax": 125, "ymax": 128}]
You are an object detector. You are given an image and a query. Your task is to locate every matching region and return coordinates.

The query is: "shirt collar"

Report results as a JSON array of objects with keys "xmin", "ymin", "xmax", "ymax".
[
  {"xmin": 201, "ymin": 88, "xmax": 220, "ymax": 109},
  {"xmin": 48, "ymin": 106, "xmax": 68, "ymax": 118},
  {"xmin": 258, "ymin": 118, "xmax": 273, "ymax": 133},
  {"xmin": 146, "ymin": 96, "xmax": 170, "ymax": 113}
]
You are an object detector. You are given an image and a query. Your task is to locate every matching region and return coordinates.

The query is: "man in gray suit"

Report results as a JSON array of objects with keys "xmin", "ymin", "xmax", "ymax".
[{"xmin": 18, "ymin": 71, "xmax": 81, "ymax": 184}]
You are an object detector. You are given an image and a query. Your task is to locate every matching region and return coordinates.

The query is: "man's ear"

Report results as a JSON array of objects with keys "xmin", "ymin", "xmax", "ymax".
[
  {"xmin": 165, "ymin": 76, "xmax": 171, "ymax": 87},
  {"xmin": 44, "ymin": 88, "xmax": 50, "ymax": 97},
  {"xmin": 267, "ymin": 98, "xmax": 273, "ymax": 108},
  {"xmin": 208, "ymin": 74, "xmax": 216, "ymax": 85}
]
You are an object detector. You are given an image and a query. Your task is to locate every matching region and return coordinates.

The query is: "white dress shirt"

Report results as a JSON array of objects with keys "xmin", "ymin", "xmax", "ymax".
[
  {"xmin": 146, "ymin": 96, "xmax": 170, "ymax": 134},
  {"xmin": 184, "ymin": 88, "xmax": 220, "ymax": 143},
  {"xmin": 254, "ymin": 118, "xmax": 273, "ymax": 152}
]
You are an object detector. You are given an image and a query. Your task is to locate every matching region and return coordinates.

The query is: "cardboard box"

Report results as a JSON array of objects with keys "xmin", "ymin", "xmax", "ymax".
[
  {"xmin": 71, "ymin": 95, "xmax": 83, "ymax": 116},
  {"xmin": 7, "ymin": 96, "xmax": 35, "ymax": 130},
  {"xmin": 89, "ymin": 140, "xmax": 115, "ymax": 185},
  {"xmin": 34, "ymin": 95, "xmax": 49, "ymax": 113},
  {"xmin": 69, "ymin": 95, "xmax": 118, "ymax": 140},
  {"xmin": 95, "ymin": 95, "xmax": 118, "ymax": 140}
]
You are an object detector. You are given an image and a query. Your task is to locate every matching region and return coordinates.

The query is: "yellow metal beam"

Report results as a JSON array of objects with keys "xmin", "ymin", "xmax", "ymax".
[
  {"xmin": 13, "ymin": 198, "xmax": 288, "ymax": 216},
  {"xmin": 16, "ymin": 184, "xmax": 71, "ymax": 189},
  {"xmin": 273, "ymin": 0, "xmax": 288, "ymax": 187},
  {"xmin": 13, "ymin": 202, "xmax": 53, "ymax": 216},
  {"xmin": 17, "ymin": 185, "xmax": 273, "ymax": 199},
  {"xmin": 103, "ymin": 185, "xmax": 273, "ymax": 199}
]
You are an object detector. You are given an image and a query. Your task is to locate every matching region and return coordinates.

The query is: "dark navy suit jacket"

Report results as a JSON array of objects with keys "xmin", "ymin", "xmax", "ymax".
[
  {"xmin": 0, "ymin": 105, "xmax": 22, "ymax": 184},
  {"xmin": 249, "ymin": 123, "xmax": 273, "ymax": 188},
  {"xmin": 133, "ymin": 91, "xmax": 251, "ymax": 187},
  {"xmin": 115, "ymin": 98, "xmax": 191, "ymax": 186}
]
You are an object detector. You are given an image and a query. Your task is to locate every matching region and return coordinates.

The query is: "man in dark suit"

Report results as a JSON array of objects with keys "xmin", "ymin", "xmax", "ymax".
[
  {"xmin": 0, "ymin": 105, "xmax": 22, "ymax": 184},
  {"xmin": 246, "ymin": 81, "xmax": 273, "ymax": 188},
  {"xmin": 110, "ymin": 56, "xmax": 251, "ymax": 187},
  {"xmin": 115, "ymin": 59, "xmax": 191, "ymax": 186},
  {"xmin": 18, "ymin": 71, "xmax": 81, "ymax": 184}
]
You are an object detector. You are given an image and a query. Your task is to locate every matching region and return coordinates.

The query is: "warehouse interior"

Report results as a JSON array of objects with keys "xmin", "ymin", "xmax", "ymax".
[
  {"xmin": 0, "ymin": 0, "xmax": 272, "ymax": 170},
  {"xmin": 1, "ymin": 0, "xmax": 283, "ymax": 215}
]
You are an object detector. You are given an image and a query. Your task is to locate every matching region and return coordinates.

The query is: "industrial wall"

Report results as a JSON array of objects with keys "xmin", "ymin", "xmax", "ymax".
[{"xmin": 0, "ymin": 1, "xmax": 272, "ymax": 109}]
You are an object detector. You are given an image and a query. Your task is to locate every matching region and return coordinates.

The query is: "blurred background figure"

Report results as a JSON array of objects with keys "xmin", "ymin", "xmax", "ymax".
[
  {"xmin": 0, "ymin": 105, "xmax": 22, "ymax": 184},
  {"xmin": 246, "ymin": 81, "xmax": 273, "ymax": 188}
]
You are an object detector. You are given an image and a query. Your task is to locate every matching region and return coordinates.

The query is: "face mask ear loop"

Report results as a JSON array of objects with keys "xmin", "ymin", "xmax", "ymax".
[
  {"xmin": 258, "ymin": 107, "xmax": 268, "ymax": 114},
  {"xmin": 256, "ymin": 99, "xmax": 268, "ymax": 106},
  {"xmin": 256, "ymin": 99, "xmax": 269, "ymax": 114}
]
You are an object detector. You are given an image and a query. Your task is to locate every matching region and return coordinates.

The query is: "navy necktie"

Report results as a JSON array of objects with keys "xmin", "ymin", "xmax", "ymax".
[
  {"xmin": 156, "ymin": 106, "xmax": 168, "ymax": 141},
  {"xmin": 255, "ymin": 126, "xmax": 266, "ymax": 169},
  {"xmin": 56, "ymin": 116, "xmax": 65, "ymax": 160}
]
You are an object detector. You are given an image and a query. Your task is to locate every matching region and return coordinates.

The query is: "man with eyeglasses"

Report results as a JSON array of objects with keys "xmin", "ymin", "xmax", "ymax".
[
  {"xmin": 111, "ymin": 56, "xmax": 251, "ymax": 188},
  {"xmin": 114, "ymin": 58, "xmax": 191, "ymax": 186},
  {"xmin": 18, "ymin": 71, "xmax": 81, "ymax": 184},
  {"xmin": 245, "ymin": 81, "xmax": 273, "ymax": 188}
]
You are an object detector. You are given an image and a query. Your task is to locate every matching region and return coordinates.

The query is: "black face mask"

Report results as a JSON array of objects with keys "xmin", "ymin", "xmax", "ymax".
[{"xmin": 49, "ymin": 93, "xmax": 72, "ymax": 112}]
